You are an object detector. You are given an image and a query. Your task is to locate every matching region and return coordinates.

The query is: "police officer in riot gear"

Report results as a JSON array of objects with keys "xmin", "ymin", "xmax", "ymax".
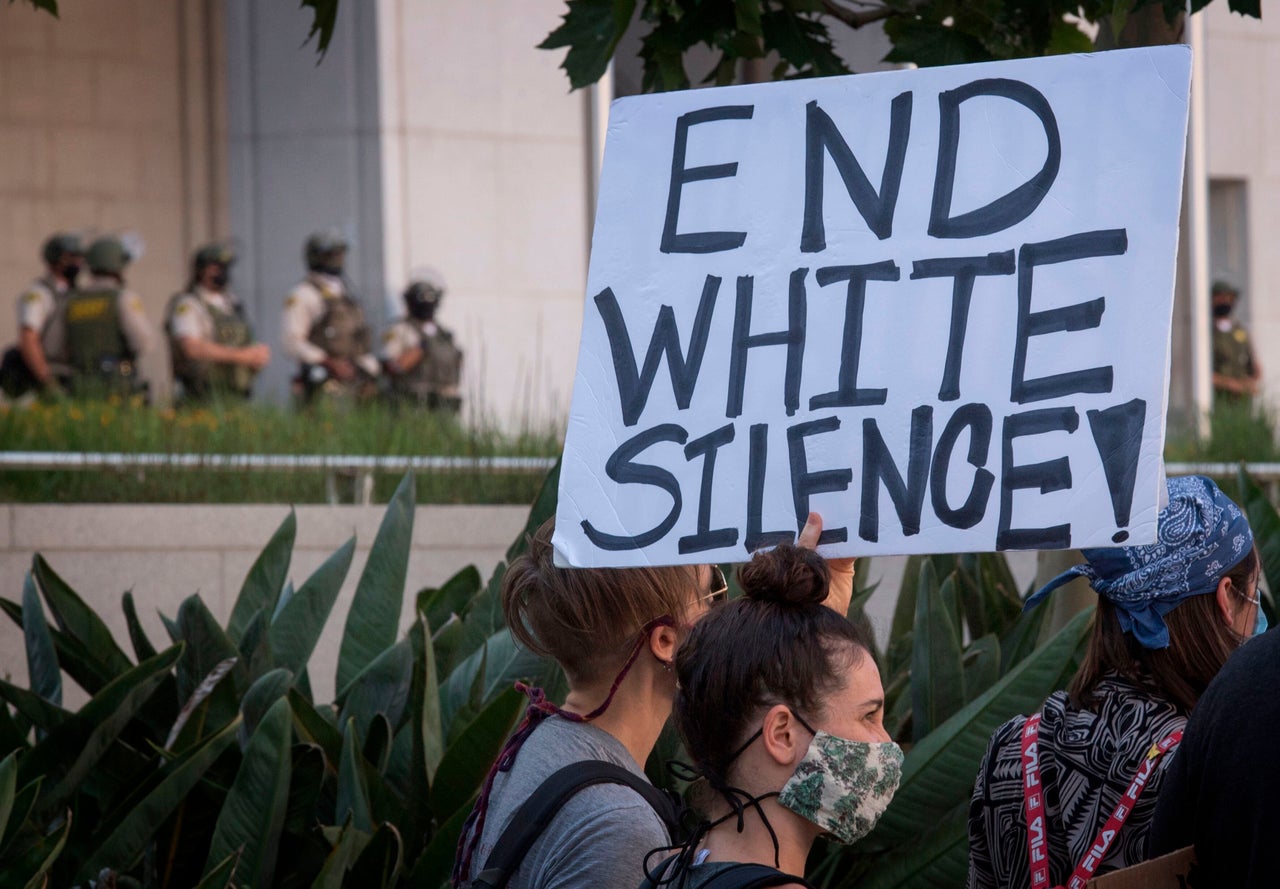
[
  {"xmin": 381, "ymin": 271, "xmax": 463, "ymax": 412},
  {"xmin": 1211, "ymin": 279, "xmax": 1262, "ymax": 405},
  {"xmin": 0, "ymin": 233, "xmax": 84, "ymax": 399},
  {"xmin": 42, "ymin": 235, "xmax": 154, "ymax": 397},
  {"xmin": 281, "ymin": 231, "xmax": 379, "ymax": 402},
  {"xmin": 166, "ymin": 244, "xmax": 270, "ymax": 404}
]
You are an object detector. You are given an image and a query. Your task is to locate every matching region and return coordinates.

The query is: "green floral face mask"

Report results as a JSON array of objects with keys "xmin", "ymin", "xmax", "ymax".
[{"xmin": 776, "ymin": 730, "xmax": 904, "ymax": 845}]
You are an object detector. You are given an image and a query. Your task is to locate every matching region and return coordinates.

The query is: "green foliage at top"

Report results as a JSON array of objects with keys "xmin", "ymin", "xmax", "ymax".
[{"xmin": 541, "ymin": 0, "xmax": 1263, "ymax": 92}]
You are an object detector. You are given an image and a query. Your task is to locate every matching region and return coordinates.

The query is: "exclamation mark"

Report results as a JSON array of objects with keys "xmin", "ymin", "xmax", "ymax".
[{"xmin": 1086, "ymin": 399, "xmax": 1147, "ymax": 543}]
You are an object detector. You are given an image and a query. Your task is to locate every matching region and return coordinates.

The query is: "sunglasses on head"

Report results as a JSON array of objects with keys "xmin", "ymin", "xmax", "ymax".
[{"xmin": 703, "ymin": 565, "xmax": 728, "ymax": 605}]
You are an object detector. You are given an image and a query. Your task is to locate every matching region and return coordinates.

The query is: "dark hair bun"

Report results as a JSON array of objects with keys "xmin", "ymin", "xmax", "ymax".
[{"xmin": 737, "ymin": 543, "xmax": 830, "ymax": 606}]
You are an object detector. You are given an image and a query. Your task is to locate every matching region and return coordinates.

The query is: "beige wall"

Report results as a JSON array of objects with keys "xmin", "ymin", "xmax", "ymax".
[
  {"xmin": 1203, "ymin": 7, "xmax": 1280, "ymax": 411},
  {"xmin": 375, "ymin": 1, "xmax": 590, "ymax": 430},
  {"xmin": 0, "ymin": 0, "xmax": 228, "ymax": 399},
  {"xmin": 0, "ymin": 503, "xmax": 529, "ymax": 706}
]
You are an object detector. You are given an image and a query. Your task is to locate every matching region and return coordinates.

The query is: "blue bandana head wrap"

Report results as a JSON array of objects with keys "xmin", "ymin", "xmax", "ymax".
[{"xmin": 1024, "ymin": 475, "xmax": 1253, "ymax": 649}]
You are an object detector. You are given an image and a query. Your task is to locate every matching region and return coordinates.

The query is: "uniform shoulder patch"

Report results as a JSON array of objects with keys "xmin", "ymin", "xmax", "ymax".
[
  {"xmin": 22, "ymin": 290, "xmax": 42, "ymax": 304},
  {"xmin": 285, "ymin": 295, "xmax": 298, "ymax": 309},
  {"xmin": 174, "ymin": 301, "xmax": 191, "ymax": 315},
  {"xmin": 127, "ymin": 295, "xmax": 145, "ymax": 312},
  {"xmin": 382, "ymin": 330, "xmax": 395, "ymax": 343},
  {"xmin": 1234, "ymin": 329, "xmax": 1248, "ymax": 343}
]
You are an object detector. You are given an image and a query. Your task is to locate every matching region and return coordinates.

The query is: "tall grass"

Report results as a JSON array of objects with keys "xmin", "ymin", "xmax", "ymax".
[
  {"xmin": 1164, "ymin": 401, "xmax": 1280, "ymax": 463},
  {"xmin": 0, "ymin": 396, "xmax": 562, "ymax": 504}
]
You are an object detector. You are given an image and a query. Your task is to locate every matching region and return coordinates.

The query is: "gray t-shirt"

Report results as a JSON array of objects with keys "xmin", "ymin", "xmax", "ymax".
[{"xmin": 466, "ymin": 716, "xmax": 670, "ymax": 889}]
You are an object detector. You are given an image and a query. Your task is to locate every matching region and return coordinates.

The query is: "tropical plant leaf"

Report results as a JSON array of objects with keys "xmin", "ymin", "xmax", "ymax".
[
  {"xmin": 870, "ymin": 607, "xmax": 1093, "ymax": 846},
  {"xmin": 339, "ymin": 638, "xmax": 413, "ymax": 742},
  {"xmin": 414, "ymin": 613, "xmax": 444, "ymax": 784},
  {"xmin": 192, "ymin": 852, "xmax": 239, "ymax": 889},
  {"xmin": 0, "ymin": 678, "xmax": 67, "ymax": 736},
  {"xmin": 347, "ymin": 821, "xmax": 403, "ymax": 886},
  {"xmin": 0, "ymin": 752, "xmax": 15, "ymax": 842},
  {"xmin": 962, "ymin": 634, "xmax": 1001, "ymax": 703},
  {"xmin": 364, "ymin": 713, "xmax": 393, "ymax": 775},
  {"xmin": 238, "ymin": 607, "xmax": 275, "ymax": 682},
  {"xmin": 836, "ymin": 803, "xmax": 969, "ymax": 889},
  {"xmin": 0, "ymin": 704, "xmax": 25, "ymax": 761},
  {"xmin": 166, "ymin": 656, "xmax": 238, "ymax": 750},
  {"xmin": 0, "ymin": 776, "xmax": 41, "ymax": 857},
  {"xmin": 122, "ymin": 591, "xmax": 158, "ymax": 662},
  {"xmin": 336, "ymin": 719, "xmax": 374, "ymax": 832},
  {"xmin": 204, "ymin": 696, "xmax": 293, "ymax": 888},
  {"xmin": 289, "ymin": 689, "xmax": 344, "ymax": 770},
  {"xmin": 337, "ymin": 474, "xmax": 415, "ymax": 694},
  {"xmin": 284, "ymin": 743, "xmax": 326, "ymax": 836},
  {"xmin": 429, "ymin": 685, "xmax": 523, "ymax": 824},
  {"xmin": 228, "ymin": 509, "xmax": 296, "ymax": 644},
  {"xmin": 240, "ymin": 668, "xmax": 294, "ymax": 746},
  {"xmin": 75, "ymin": 718, "xmax": 240, "ymax": 882},
  {"xmin": 33, "ymin": 554, "xmax": 133, "ymax": 678},
  {"xmin": 175, "ymin": 596, "xmax": 246, "ymax": 704},
  {"xmin": 21, "ymin": 645, "xmax": 182, "ymax": 820},
  {"xmin": 21, "ymin": 573, "xmax": 60, "ymax": 709},
  {"xmin": 270, "ymin": 537, "xmax": 356, "ymax": 677},
  {"xmin": 1238, "ymin": 468, "xmax": 1280, "ymax": 610},
  {"xmin": 910, "ymin": 562, "xmax": 966, "ymax": 741},
  {"xmin": 438, "ymin": 629, "xmax": 551, "ymax": 736},
  {"xmin": 999, "ymin": 595, "xmax": 1053, "ymax": 674},
  {"xmin": 311, "ymin": 819, "xmax": 372, "ymax": 889},
  {"xmin": 10, "ymin": 809, "xmax": 70, "ymax": 889},
  {"xmin": 507, "ymin": 455, "xmax": 562, "ymax": 562},
  {"xmin": 409, "ymin": 799, "xmax": 471, "ymax": 888},
  {"xmin": 418, "ymin": 565, "xmax": 482, "ymax": 638}
]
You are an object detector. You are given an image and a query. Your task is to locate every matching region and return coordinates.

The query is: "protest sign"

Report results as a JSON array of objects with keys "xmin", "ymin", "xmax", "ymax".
[{"xmin": 554, "ymin": 46, "xmax": 1191, "ymax": 567}]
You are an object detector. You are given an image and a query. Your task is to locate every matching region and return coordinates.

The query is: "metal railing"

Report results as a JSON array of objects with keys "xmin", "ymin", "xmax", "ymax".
[{"xmin": 0, "ymin": 453, "xmax": 1274, "ymax": 504}]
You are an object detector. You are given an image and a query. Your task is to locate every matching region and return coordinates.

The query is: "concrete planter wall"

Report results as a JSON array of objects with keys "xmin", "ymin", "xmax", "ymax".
[
  {"xmin": 0, "ymin": 503, "xmax": 1041, "ymax": 709},
  {"xmin": 0, "ymin": 503, "xmax": 530, "ymax": 705}
]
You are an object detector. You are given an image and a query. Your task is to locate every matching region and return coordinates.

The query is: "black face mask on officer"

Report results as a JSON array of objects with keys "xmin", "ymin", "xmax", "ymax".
[
  {"xmin": 60, "ymin": 261, "xmax": 82, "ymax": 284},
  {"xmin": 407, "ymin": 298, "xmax": 436, "ymax": 321},
  {"xmin": 210, "ymin": 270, "xmax": 230, "ymax": 289},
  {"xmin": 1212, "ymin": 301, "xmax": 1234, "ymax": 319}
]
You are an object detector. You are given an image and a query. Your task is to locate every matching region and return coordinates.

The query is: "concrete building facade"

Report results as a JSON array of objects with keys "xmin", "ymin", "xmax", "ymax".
[{"xmin": 0, "ymin": 1, "xmax": 1276, "ymax": 432}]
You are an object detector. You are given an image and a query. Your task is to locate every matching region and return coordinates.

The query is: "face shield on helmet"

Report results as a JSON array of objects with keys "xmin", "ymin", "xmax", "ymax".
[
  {"xmin": 404, "ymin": 281, "xmax": 443, "ymax": 321},
  {"xmin": 305, "ymin": 231, "xmax": 348, "ymax": 276},
  {"xmin": 85, "ymin": 237, "xmax": 132, "ymax": 277}
]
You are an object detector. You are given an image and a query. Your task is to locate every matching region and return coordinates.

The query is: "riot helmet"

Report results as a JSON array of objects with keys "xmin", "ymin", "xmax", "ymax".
[
  {"xmin": 42, "ymin": 232, "xmax": 84, "ymax": 284},
  {"xmin": 305, "ymin": 230, "xmax": 348, "ymax": 277},
  {"xmin": 86, "ymin": 236, "xmax": 132, "ymax": 277},
  {"xmin": 404, "ymin": 271, "xmax": 445, "ymax": 321},
  {"xmin": 43, "ymin": 232, "xmax": 84, "ymax": 266},
  {"xmin": 193, "ymin": 243, "xmax": 236, "ymax": 289}
]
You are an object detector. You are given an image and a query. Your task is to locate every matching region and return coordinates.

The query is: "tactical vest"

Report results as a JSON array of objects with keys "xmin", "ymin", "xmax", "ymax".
[
  {"xmin": 307, "ymin": 293, "xmax": 370, "ymax": 362},
  {"xmin": 1213, "ymin": 324, "xmax": 1255, "ymax": 382},
  {"xmin": 63, "ymin": 285, "xmax": 135, "ymax": 390},
  {"xmin": 167, "ymin": 293, "xmax": 256, "ymax": 400},
  {"xmin": 395, "ymin": 324, "xmax": 463, "ymax": 410}
]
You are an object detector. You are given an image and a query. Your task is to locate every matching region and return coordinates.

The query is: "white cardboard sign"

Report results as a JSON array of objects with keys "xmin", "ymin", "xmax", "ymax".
[{"xmin": 554, "ymin": 46, "xmax": 1191, "ymax": 567}]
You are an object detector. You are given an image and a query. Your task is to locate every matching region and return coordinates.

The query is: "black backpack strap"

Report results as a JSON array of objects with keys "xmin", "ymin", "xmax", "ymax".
[
  {"xmin": 471, "ymin": 761, "xmax": 681, "ymax": 889},
  {"xmin": 703, "ymin": 864, "xmax": 812, "ymax": 889}
]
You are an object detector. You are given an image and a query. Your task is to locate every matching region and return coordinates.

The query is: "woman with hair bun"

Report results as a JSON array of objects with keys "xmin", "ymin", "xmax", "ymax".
[
  {"xmin": 455, "ymin": 515, "xmax": 853, "ymax": 889},
  {"xmin": 643, "ymin": 543, "xmax": 902, "ymax": 889},
  {"xmin": 966, "ymin": 475, "xmax": 1264, "ymax": 889}
]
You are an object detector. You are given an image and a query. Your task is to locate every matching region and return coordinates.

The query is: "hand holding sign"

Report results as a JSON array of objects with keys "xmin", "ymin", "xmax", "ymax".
[
  {"xmin": 556, "ymin": 47, "xmax": 1191, "ymax": 568},
  {"xmin": 798, "ymin": 511, "xmax": 856, "ymax": 618}
]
